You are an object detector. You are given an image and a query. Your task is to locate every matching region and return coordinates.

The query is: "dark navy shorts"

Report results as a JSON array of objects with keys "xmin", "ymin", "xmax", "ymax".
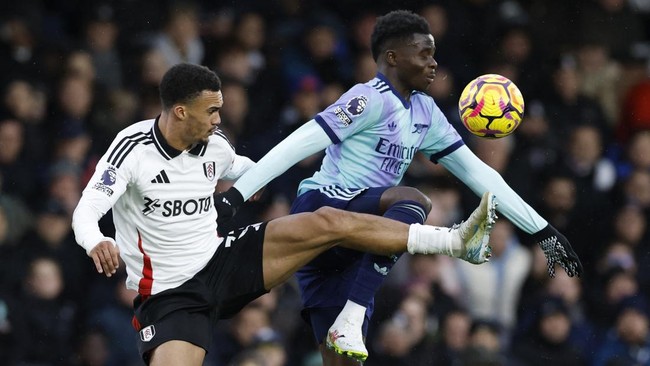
[
  {"xmin": 131, "ymin": 222, "xmax": 268, "ymax": 364},
  {"xmin": 291, "ymin": 185, "xmax": 390, "ymax": 342}
]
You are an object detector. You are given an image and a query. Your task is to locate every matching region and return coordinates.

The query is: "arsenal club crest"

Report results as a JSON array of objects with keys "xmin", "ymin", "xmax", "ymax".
[{"xmin": 203, "ymin": 161, "xmax": 216, "ymax": 181}]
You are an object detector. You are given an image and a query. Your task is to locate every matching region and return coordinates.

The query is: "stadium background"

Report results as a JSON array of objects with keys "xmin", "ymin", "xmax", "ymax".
[{"xmin": 0, "ymin": 0, "xmax": 649, "ymax": 365}]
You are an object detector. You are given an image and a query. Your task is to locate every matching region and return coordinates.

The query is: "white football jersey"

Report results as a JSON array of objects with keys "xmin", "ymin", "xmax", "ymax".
[{"xmin": 73, "ymin": 117, "xmax": 254, "ymax": 295}]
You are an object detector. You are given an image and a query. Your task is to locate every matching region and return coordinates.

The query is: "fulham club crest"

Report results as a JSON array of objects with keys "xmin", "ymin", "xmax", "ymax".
[
  {"xmin": 203, "ymin": 161, "xmax": 216, "ymax": 181},
  {"xmin": 140, "ymin": 325, "xmax": 156, "ymax": 342}
]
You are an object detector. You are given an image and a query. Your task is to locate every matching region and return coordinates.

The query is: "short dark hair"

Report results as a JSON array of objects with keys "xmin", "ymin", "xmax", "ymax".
[
  {"xmin": 159, "ymin": 63, "xmax": 222, "ymax": 109},
  {"xmin": 370, "ymin": 10, "xmax": 431, "ymax": 61}
]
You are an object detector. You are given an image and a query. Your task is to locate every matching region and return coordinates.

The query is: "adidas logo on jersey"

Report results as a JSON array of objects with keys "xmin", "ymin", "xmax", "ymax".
[{"xmin": 151, "ymin": 170, "xmax": 170, "ymax": 183}]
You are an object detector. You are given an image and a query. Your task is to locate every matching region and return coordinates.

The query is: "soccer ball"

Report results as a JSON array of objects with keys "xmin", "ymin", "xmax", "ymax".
[{"xmin": 458, "ymin": 74, "xmax": 524, "ymax": 138}]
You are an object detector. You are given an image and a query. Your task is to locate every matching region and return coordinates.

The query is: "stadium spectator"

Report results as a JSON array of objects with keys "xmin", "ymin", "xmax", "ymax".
[
  {"xmin": 576, "ymin": 41, "xmax": 623, "ymax": 127},
  {"xmin": 139, "ymin": 48, "xmax": 170, "ymax": 89},
  {"xmin": 447, "ymin": 219, "xmax": 532, "ymax": 341},
  {"xmin": 9, "ymin": 199, "xmax": 91, "ymax": 303},
  {"xmin": 517, "ymin": 271, "xmax": 597, "ymax": 362},
  {"xmin": 46, "ymin": 159, "xmax": 83, "ymax": 215},
  {"xmin": 366, "ymin": 295, "xmax": 436, "ymax": 366},
  {"xmin": 545, "ymin": 57, "xmax": 610, "ymax": 140},
  {"xmin": 591, "ymin": 294, "xmax": 650, "ymax": 366},
  {"xmin": 615, "ymin": 130, "xmax": 650, "ymax": 180},
  {"xmin": 458, "ymin": 319, "xmax": 512, "ymax": 366},
  {"xmin": 281, "ymin": 16, "xmax": 352, "ymax": 88},
  {"xmin": 589, "ymin": 266, "xmax": 642, "ymax": 334},
  {"xmin": 87, "ymin": 273, "xmax": 145, "ymax": 366},
  {"xmin": 82, "ymin": 4, "xmax": 124, "ymax": 91},
  {"xmin": 577, "ymin": 0, "xmax": 646, "ymax": 62},
  {"xmin": 19, "ymin": 256, "xmax": 79, "ymax": 365},
  {"xmin": 152, "ymin": 2, "xmax": 204, "ymax": 66},
  {"xmin": 209, "ymin": 305, "xmax": 276, "ymax": 366},
  {"xmin": 429, "ymin": 307, "xmax": 472, "ymax": 365},
  {"xmin": 512, "ymin": 296, "xmax": 586, "ymax": 365},
  {"xmin": 557, "ymin": 124, "xmax": 617, "ymax": 199},
  {"xmin": 218, "ymin": 79, "xmax": 251, "ymax": 143},
  {"xmin": 617, "ymin": 78, "xmax": 650, "ymax": 145},
  {"xmin": 1, "ymin": 79, "xmax": 49, "ymax": 164},
  {"xmin": 0, "ymin": 118, "xmax": 39, "ymax": 204},
  {"xmin": 620, "ymin": 169, "xmax": 650, "ymax": 210}
]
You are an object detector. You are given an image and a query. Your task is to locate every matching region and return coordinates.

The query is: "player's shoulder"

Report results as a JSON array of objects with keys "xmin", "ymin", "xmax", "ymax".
[
  {"xmin": 114, "ymin": 119, "xmax": 155, "ymax": 139},
  {"xmin": 411, "ymin": 91, "xmax": 436, "ymax": 105},
  {"xmin": 105, "ymin": 119, "xmax": 156, "ymax": 167},
  {"xmin": 337, "ymin": 79, "xmax": 385, "ymax": 112},
  {"xmin": 366, "ymin": 75, "xmax": 393, "ymax": 96},
  {"xmin": 208, "ymin": 128, "xmax": 235, "ymax": 151},
  {"xmin": 347, "ymin": 77, "xmax": 391, "ymax": 102},
  {"xmin": 412, "ymin": 91, "xmax": 443, "ymax": 113}
]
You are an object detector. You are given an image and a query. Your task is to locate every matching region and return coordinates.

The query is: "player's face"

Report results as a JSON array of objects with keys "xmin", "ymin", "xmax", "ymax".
[
  {"xmin": 396, "ymin": 33, "xmax": 438, "ymax": 92},
  {"xmin": 184, "ymin": 90, "xmax": 223, "ymax": 144}
]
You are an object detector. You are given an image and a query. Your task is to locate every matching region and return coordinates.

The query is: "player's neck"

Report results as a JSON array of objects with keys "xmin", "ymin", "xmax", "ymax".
[
  {"xmin": 158, "ymin": 112, "xmax": 192, "ymax": 152},
  {"xmin": 378, "ymin": 68, "xmax": 412, "ymax": 102}
]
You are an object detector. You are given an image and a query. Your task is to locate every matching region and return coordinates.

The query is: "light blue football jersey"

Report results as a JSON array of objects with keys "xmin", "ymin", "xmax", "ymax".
[{"xmin": 298, "ymin": 73, "xmax": 464, "ymax": 193}]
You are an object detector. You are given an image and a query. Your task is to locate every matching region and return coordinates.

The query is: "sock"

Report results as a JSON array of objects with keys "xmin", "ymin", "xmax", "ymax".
[
  {"xmin": 407, "ymin": 223, "xmax": 462, "ymax": 256},
  {"xmin": 348, "ymin": 200, "xmax": 428, "ymax": 308},
  {"xmin": 335, "ymin": 300, "xmax": 367, "ymax": 328}
]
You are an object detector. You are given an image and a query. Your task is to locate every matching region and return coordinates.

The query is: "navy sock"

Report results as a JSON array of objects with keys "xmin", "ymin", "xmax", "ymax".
[{"xmin": 348, "ymin": 200, "xmax": 428, "ymax": 307}]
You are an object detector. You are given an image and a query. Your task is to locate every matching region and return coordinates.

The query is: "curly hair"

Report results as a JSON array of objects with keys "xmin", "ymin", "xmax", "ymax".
[
  {"xmin": 370, "ymin": 10, "xmax": 431, "ymax": 61},
  {"xmin": 159, "ymin": 63, "xmax": 222, "ymax": 109}
]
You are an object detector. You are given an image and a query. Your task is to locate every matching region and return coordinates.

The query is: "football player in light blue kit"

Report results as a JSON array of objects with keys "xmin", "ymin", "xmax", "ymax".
[{"xmin": 215, "ymin": 10, "xmax": 582, "ymax": 365}]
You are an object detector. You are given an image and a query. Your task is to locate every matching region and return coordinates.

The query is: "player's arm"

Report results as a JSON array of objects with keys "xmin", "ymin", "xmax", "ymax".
[
  {"xmin": 440, "ymin": 145, "xmax": 546, "ymax": 233},
  {"xmin": 438, "ymin": 145, "xmax": 583, "ymax": 277},
  {"xmin": 214, "ymin": 120, "xmax": 331, "ymax": 220},
  {"xmin": 221, "ymin": 154, "xmax": 255, "ymax": 181},
  {"xmin": 72, "ymin": 138, "xmax": 131, "ymax": 277},
  {"xmin": 222, "ymin": 154, "xmax": 267, "ymax": 201},
  {"xmin": 215, "ymin": 83, "xmax": 379, "ymax": 220},
  {"xmin": 72, "ymin": 191, "xmax": 121, "ymax": 277}
]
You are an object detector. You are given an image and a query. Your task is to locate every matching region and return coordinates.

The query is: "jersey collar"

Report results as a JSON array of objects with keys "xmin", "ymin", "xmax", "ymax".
[
  {"xmin": 152, "ymin": 116, "xmax": 207, "ymax": 160},
  {"xmin": 376, "ymin": 73, "xmax": 410, "ymax": 109}
]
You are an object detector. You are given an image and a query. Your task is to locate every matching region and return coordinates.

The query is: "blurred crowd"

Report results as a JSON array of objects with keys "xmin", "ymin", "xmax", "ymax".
[{"xmin": 0, "ymin": 0, "xmax": 650, "ymax": 365}]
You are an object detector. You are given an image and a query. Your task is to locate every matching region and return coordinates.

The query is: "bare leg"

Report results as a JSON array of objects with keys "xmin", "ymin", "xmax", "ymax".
[
  {"xmin": 149, "ymin": 340, "xmax": 206, "ymax": 366},
  {"xmin": 262, "ymin": 207, "xmax": 409, "ymax": 289}
]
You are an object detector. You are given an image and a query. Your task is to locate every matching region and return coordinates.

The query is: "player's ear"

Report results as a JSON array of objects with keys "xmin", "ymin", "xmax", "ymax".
[
  {"xmin": 385, "ymin": 50, "xmax": 397, "ymax": 66},
  {"xmin": 172, "ymin": 105, "xmax": 186, "ymax": 120}
]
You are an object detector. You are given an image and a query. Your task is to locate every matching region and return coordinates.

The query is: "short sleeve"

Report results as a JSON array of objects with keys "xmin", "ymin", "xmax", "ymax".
[{"xmin": 418, "ymin": 101, "xmax": 465, "ymax": 163}]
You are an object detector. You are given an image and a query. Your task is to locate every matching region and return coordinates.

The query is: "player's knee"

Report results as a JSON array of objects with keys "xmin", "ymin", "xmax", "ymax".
[
  {"xmin": 383, "ymin": 186, "xmax": 432, "ymax": 213},
  {"xmin": 312, "ymin": 206, "xmax": 352, "ymax": 233}
]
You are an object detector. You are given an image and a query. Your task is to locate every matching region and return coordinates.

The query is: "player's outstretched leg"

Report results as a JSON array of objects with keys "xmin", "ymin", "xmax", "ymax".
[
  {"xmin": 261, "ymin": 193, "xmax": 496, "ymax": 296},
  {"xmin": 405, "ymin": 191, "xmax": 496, "ymax": 264}
]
